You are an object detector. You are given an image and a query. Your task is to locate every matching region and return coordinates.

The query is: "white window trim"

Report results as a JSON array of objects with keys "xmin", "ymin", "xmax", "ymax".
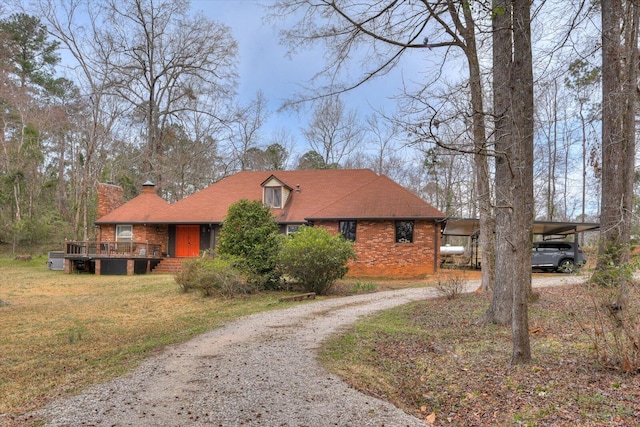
[
  {"xmin": 264, "ymin": 186, "xmax": 282, "ymax": 208},
  {"xmin": 116, "ymin": 224, "xmax": 133, "ymax": 242}
]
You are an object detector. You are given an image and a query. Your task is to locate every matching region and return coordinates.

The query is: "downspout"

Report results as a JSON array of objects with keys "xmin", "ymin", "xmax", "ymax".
[{"xmin": 434, "ymin": 220, "xmax": 440, "ymax": 272}]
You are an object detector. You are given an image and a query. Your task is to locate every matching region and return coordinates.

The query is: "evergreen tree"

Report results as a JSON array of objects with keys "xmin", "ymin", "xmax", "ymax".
[{"xmin": 217, "ymin": 200, "xmax": 282, "ymax": 289}]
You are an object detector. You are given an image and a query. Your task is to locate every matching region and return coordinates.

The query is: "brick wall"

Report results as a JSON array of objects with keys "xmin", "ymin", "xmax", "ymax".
[
  {"xmin": 316, "ymin": 219, "xmax": 440, "ymax": 278},
  {"xmin": 98, "ymin": 224, "xmax": 168, "ymax": 256},
  {"xmin": 97, "ymin": 183, "xmax": 124, "ymax": 219}
]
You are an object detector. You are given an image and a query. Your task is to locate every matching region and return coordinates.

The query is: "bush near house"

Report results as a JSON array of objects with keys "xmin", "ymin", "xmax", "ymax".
[
  {"xmin": 217, "ymin": 199, "xmax": 282, "ymax": 289},
  {"xmin": 279, "ymin": 225, "xmax": 356, "ymax": 295},
  {"xmin": 175, "ymin": 257, "xmax": 254, "ymax": 298}
]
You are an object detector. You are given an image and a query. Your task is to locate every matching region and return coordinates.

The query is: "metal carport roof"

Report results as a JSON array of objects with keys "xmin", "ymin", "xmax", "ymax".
[{"xmin": 441, "ymin": 218, "xmax": 600, "ymax": 237}]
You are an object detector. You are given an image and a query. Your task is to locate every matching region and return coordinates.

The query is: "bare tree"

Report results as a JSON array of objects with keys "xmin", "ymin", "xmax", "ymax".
[
  {"xmin": 533, "ymin": 75, "xmax": 589, "ymax": 222},
  {"xmin": 445, "ymin": 0, "xmax": 495, "ymax": 292},
  {"xmin": 302, "ymin": 96, "xmax": 363, "ymax": 168},
  {"xmin": 534, "ymin": 78, "xmax": 561, "ymax": 220},
  {"xmin": 228, "ymin": 91, "xmax": 269, "ymax": 171},
  {"xmin": 565, "ymin": 60, "xmax": 601, "ymax": 226},
  {"xmin": 363, "ymin": 114, "xmax": 401, "ymax": 176},
  {"xmin": 39, "ymin": 0, "xmax": 126, "ymax": 239},
  {"xmin": 97, "ymin": 0, "xmax": 238, "ymax": 192},
  {"xmin": 510, "ymin": 0, "xmax": 535, "ymax": 365},
  {"xmin": 421, "ymin": 144, "xmax": 473, "ymax": 217},
  {"xmin": 267, "ymin": 128, "xmax": 297, "ymax": 169}
]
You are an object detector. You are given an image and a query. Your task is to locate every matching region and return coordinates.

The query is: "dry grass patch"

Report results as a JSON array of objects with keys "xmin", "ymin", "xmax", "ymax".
[
  {"xmin": 0, "ymin": 257, "xmax": 284, "ymax": 417},
  {"xmin": 319, "ymin": 284, "xmax": 640, "ymax": 426}
]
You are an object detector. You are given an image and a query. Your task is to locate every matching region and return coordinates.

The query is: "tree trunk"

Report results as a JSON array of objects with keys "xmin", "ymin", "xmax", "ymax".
[
  {"xmin": 461, "ymin": 2, "xmax": 495, "ymax": 292},
  {"xmin": 580, "ymin": 97, "xmax": 587, "ymax": 227},
  {"xmin": 57, "ymin": 135, "xmax": 67, "ymax": 216},
  {"xmin": 509, "ymin": 0, "xmax": 534, "ymax": 365},
  {"xmin": 483, "ymin": 0, "xmax": 513, "ymax": 325},
  {"xmin": 484, "ymin": 0, "xmax": 534, "ymax": 365},
  {"xmin": 598, "ymin": 0, "xmax": 637, "ymax": 295},
  {"xmin": 549, "ymin": 81, "xmax": 557, "ymax": 220}
]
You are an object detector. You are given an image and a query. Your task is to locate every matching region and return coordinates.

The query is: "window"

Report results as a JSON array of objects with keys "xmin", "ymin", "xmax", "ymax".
[
  {"xmin": 287, "ymin": 225, "xmax": 301, "ymax": 234},
  {"xmin": 395, "ymin": 221, "xmax": 414, "ymax": 243},
  {"xmin": 264, "ymin": 187, "xmax": 282, "ymax": 208},
  {"xmin": 116, "ymin": 225, "xmax": 133, "ymax": 241},
  {"xmin": 339, "ymin": 220, "xmax": 357, "ymax": 241}
]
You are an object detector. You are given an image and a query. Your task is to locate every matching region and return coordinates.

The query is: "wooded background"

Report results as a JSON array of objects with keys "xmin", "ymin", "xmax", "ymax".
[{"xmin": 0, "ymin": 0, "xmax": 635, "ymax": 254}]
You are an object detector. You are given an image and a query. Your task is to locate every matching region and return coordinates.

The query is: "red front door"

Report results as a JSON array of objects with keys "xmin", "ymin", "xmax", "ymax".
[{"xmin": 176, "ymin": 225, "xmax": 200, "ymax": 257}]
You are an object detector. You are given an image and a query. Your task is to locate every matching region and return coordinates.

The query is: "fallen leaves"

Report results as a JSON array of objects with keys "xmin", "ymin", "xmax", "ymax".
[
  {"xmin": 326, "ymin": 284, "xmax": 640, "ymax": 426},
  {"xmin": 529, "ymin": 326, "xmax": 544, "ymax": 337}
]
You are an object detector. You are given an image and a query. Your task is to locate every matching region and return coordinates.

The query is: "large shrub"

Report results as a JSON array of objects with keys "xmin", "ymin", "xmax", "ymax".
[
  {"xmin": 216, "ymin": 199, "xmax": 281, "ymax": 289},
  {"xmin": 175, "ymin": 257, "xmax": 253, "ymax": 298},
  {"xmin": 278, "ymin": 225, "xmax": 356, "ymax": 295}
]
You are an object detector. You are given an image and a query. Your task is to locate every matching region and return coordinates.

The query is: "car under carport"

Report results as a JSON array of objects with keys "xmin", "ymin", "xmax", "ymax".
[{"xmin": 440, "ymin": 218, "xmax": 600, "ymax": 270}]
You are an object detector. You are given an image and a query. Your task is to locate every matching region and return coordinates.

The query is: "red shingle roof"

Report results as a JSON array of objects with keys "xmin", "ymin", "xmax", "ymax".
[
  {"xmin": 307, "ymin": 174, "xmax": 444, "ymax": 220},
  {"xmin": 96, "ymin": 169, "xmax": 445, "ymax": 224},
  {"xmin": 95, "ymin": 185, "xmax": 170, "ymax": 224}
]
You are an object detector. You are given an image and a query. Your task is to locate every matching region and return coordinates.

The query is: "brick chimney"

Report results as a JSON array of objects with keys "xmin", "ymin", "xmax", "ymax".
[{"xmin": 97, "ymin": 182, "xmax": 124, "ymax": 219}]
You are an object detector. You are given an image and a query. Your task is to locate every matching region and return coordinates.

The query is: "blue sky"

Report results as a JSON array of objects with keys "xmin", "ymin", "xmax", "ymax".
[
  {"xmin": 193, "ymin": 0, "xmax": 316, "ymax": 146},
  {"xmin": 193, "ymin": 1, "xmax": 311, "ymax": 106},
  {"xmin": 192, "ymin": 0, "xmax": 429, "ymax": 158}
]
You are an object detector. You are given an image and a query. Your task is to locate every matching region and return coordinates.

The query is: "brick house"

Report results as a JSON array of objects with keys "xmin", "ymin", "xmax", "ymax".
[{"xmin": 67, "ymin": 170, "xmax": 446, "ymax": 277}]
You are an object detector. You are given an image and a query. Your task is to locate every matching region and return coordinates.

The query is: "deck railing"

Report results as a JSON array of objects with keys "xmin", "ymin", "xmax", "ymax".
[{"xmin": 65, "ymin": 241, "xmax": 161, "ymax": 258}]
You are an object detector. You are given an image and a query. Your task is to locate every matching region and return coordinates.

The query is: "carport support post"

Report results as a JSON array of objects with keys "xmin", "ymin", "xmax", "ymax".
[
  {"xmin": 473, "ymin": 235, "xmax": 479, "ymax": 268},
  {"xmin": 572, "ymin": 227, "xmax": 578, "ymax": 262}
]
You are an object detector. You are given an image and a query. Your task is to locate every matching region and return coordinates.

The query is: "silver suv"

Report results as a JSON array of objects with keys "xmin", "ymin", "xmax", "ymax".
[{"xmin": 532, "ymin": 241, "xmax": 586, "ymax": 273}]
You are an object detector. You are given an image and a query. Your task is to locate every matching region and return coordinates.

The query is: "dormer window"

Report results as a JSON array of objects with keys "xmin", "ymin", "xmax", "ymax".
[
  {"xmin": 264, "ymin": 187, "xmax": 282, "ymax": 208},
  {"xmin": 261, "ymin": 175, "xmax": 292, "ymax": 209}
]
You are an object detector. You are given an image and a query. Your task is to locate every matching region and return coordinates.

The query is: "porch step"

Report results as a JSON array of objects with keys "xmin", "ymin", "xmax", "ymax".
[{"xmin": 152, "ymin": 258, "xmax": 187, "ymax": 274}]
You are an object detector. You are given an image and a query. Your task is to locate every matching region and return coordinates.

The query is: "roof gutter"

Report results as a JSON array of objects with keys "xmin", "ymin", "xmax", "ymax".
[{"xmin": 305, "ymin": 216, "xmax": 447, "ymax": 221}]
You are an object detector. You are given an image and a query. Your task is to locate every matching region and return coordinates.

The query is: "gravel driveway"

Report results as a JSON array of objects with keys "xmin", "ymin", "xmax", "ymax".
[{"xmin": 24, "ymin": 275, "xmax": 585, "ymax": 427}]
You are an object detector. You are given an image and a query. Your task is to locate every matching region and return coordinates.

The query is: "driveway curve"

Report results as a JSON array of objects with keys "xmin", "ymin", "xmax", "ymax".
[
  {"xmin": 26, "ymin": 275, "xmax": 584, "ymax": 427},
  {"xmin": 28, "ymin": 287, "xmax": 445, "ymax": 427}
]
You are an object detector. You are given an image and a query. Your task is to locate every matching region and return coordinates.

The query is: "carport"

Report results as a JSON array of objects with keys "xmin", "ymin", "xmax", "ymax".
[{"xmin": 441, "ymin": 218, "xmax": 600, "ymax": 269}]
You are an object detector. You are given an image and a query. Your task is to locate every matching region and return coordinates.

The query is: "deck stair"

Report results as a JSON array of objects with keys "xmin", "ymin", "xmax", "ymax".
[{"xmin": 152, "ymin": 258, "xmax": 186, "ymax": 274}]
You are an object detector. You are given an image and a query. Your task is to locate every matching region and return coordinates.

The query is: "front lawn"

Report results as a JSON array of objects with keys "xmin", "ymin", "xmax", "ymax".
[{"xmin": 0, "ymin": 257, "xmax": 287, "ymax": 417}]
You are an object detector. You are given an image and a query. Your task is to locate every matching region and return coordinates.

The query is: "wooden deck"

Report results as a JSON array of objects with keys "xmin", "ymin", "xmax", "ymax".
[{"xmin": 65, "ymin": 241, "xmax": 162, "ymax": 258}]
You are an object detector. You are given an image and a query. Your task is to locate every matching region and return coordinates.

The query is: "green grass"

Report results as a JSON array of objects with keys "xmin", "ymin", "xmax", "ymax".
[
  {"xmin": 0, "ymin": 257, "xmax": 288, "ymax": 416},
  {"xmin": 348, "ymin": 280, "xmax": 377, "ymax": 294}
]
